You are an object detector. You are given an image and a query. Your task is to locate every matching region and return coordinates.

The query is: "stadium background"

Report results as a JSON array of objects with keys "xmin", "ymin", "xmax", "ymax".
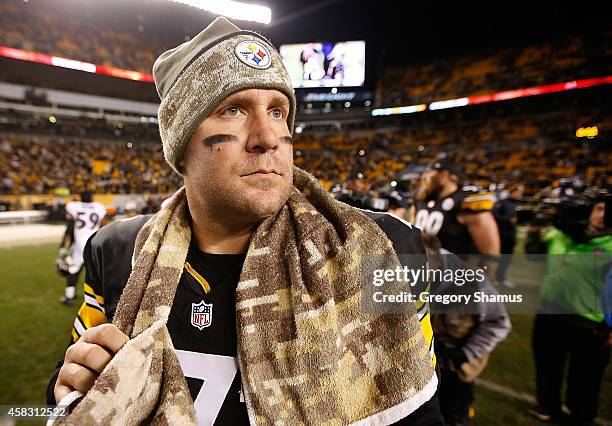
[{"xmin": 0, "ymin": 0, "xmax": 610, "ymax": 424}]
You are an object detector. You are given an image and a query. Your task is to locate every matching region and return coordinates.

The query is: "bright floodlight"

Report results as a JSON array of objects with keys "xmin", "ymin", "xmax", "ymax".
[{"xmin": 171, "ymin": 0, "xmax": 272, "ymax": 24}]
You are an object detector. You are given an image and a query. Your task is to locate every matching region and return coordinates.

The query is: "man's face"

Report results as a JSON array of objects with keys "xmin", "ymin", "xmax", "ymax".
[
  {"xmin": 182, "ymin": 88, "xmax": 293, "ymax": 224},
  {"xmin": 511, "ymin": 185, "xmax": 525, "ymax": 200},
  {"xmin": 589, "ymin": 202, "xmax": 605, "ymax": 232},
  {"xmin": 346, "ymin": 178, "xmax": 368, "ymax": 194},
  {"xmin": 416, "ymin": 168, "xmax": 445, "ymax": 200}
]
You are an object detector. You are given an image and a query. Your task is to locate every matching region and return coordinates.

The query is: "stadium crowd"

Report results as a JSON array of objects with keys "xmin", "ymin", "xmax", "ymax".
[
  {"xmin": 1, "ymin": 109, "xmax": 608, "ymax": 199},
  {"xmin": 378, "ymin": 32, "xmax": 611, "ymax": 106},
  {"xmin": 0, "ymin": 1, "xmax": 173, "ymax": 74},
  {"xmin": 0, "ymin": 133, "xmax": 181, "ymax": 195}
]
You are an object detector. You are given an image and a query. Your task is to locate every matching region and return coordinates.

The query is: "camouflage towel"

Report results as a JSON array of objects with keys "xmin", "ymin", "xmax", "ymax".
[{"xmin": 59, "ymin": 167, "xmax": 437, "ymax": 425}]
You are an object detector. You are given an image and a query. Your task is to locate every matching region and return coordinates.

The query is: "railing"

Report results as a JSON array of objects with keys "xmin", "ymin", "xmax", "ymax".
[{"xmin": 0, "ymin": 210, "xmax": 48, "ymax": 225}]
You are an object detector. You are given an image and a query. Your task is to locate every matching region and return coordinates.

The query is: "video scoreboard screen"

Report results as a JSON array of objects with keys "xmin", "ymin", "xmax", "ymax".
[{"xmin": 279, "ymin": 40, "xmax": 366, "ymax": 88}]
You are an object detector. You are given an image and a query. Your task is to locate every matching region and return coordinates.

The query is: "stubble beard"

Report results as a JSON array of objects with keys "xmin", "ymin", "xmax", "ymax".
[{"xmin": 191, "ymin": 173, "xmax": 293, "ymax": 227}]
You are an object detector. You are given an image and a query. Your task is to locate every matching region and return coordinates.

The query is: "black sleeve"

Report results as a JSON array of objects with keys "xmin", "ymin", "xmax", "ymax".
[
  {"xmin": 46, "ymin": 215, "xmax": 152, "ymax": 405},
  {"xmin": 363, "ymin": 211, "xmax": 430, "ymax": 294},
  {"xmin": 46, "ymin": 360, "xmax": 62, "ymax": 405},
  {"xmin": 392, "ymin": 393, "xmax": 444, "ymax": 425},
  {"xmin": 46, "ymin": 233, "xmax": 102, "ymax": 405}
]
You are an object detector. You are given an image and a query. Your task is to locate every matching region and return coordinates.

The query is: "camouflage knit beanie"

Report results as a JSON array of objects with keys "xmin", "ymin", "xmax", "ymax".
[{"xmin": 153, "ymin": 17, "xmax": 296, "ymax": 174}]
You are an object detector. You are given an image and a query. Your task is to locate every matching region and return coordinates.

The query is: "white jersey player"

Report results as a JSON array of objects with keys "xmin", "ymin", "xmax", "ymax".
[{"xmin": 58, "ymin": 191, "xmax": 106, "ymax": 305}]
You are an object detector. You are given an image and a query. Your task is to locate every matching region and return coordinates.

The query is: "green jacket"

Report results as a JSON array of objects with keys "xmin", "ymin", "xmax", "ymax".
[{"xmin": 540, "ymin": 229, "xmax": 612, "ymax": 322}]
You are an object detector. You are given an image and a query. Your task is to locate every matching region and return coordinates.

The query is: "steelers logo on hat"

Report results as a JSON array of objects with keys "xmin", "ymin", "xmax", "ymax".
[{"xmin": 234, "ymin": 40, "xmax": 272, "ymax": 69}]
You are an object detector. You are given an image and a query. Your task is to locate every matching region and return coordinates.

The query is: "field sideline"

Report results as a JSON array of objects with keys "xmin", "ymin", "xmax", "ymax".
[{"xmin": 0, "ymin": 242, "xmax": 610, "ymax": 425}]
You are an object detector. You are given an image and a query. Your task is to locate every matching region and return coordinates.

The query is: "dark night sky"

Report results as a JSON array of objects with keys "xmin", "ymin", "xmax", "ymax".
[
  {"xmin": 261, "ymin": 1, "xmax": 610, "ymax": 63},
  {"xmin": 20, "ymin": 0, "xmax": 608, "ymax": 64}
]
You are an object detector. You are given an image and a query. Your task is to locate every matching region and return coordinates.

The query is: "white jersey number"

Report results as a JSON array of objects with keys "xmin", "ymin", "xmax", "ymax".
[
  {"xmin": 414, "ymin": 210, "xmax": 444, "ymax": 235},
  {"xmin": 175, "ymin": 350, "xmax": 239, "ymax": 426}
]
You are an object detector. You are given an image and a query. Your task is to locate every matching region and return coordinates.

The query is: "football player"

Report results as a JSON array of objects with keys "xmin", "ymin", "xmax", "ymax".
[
  {"xmin": 410, "ymin": 159, "xmax": 500, "ymax": 274},
  {"xmin": 47, "ymin": 18, "xmax": 442, "ymax": 425},
  {"xmin": 57, "ymin": 191, "xmax": 106, "ymax": 305}
]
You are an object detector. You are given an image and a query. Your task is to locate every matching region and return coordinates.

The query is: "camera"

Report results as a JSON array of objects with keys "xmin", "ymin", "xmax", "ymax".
[{"xmin": 523, "ymin": 178, "xmax": 609, "ymax": 241}]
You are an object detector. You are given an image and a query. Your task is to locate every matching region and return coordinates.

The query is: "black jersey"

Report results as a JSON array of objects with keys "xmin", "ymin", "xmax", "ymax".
[
  {"xmin": 414, "ymin": 188, "xmax": 495, "ymax": 255},
  {"xmin": 48, "ymin": 211, "xmax": 441, "ymax": 425},
  {"xmin": 170, "ymin": 247, "xmax": 248, "ymax": 424}
]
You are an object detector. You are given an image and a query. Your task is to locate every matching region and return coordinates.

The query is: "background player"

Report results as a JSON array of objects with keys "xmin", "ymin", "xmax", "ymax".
[
  {"xmin": 410, "ymin": 158, "xmax": 500, "ymax": 275},
  {"xmin": 57, "ymin": 191, "xmax": 106, "ymax": 305}
]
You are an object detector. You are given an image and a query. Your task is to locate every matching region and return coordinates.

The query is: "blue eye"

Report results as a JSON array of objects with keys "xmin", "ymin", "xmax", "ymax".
[
  {"xmin": 271, "ymin": 109, "xmax": 283, "ymax": 119},
  {"xmin": 224, "ymin": 107, "xmax": 240, "ymax": 116}
]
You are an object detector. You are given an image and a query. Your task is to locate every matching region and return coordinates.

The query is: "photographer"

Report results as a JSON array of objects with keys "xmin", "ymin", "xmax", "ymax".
[{"xmin": 526, "ymin": 193, "xmax": 611, "ymax": 425}]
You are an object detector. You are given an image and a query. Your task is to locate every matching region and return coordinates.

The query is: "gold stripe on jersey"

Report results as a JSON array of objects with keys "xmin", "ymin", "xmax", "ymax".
[
  {"xmin": 71, "ymin": 306, "xmax": 108, "ymax": 343},
  {"xmin": 413, "ymin": 282, "xmax": 435, "ymax": 365},
  {"xmin": 84, "ymin": 283, "xmax": 105, "ymax": 305},
  {"xmin": 419, "ymin": 309, "xmax": 436, "ymax": 367},
  {"xmin": 462, "ymin": 199, "xmax": 494, "ymax": 211},
  {"xmin": 184, "ymin": 261, "xmax": 211, "ymax": 294},
  {"xmin": 70, "ymin": 283, "xmax": 108, "ymax": 343},
  {"xmin": 462, "ymin": 192, "xmax": 494, "ymax": 211}
]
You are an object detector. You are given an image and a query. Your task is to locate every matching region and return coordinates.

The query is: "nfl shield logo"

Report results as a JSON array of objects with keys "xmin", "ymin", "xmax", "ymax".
[{"xmin": 191, "ymin": 300, "xmax": 213, "ymax": 330}]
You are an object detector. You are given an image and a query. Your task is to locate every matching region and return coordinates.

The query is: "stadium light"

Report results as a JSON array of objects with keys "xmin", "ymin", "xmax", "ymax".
[
  {"xmin": 170, "ymin": 0, "xmax": 272, "ymax": 24},
  {"xmin": 371, "ymin": 104, "xmax": 427, "ymax": 116},
  {"xmin": 50, "ymin": 57, "xmax": 96, "ymax": 73},
  {"xmin": 428, "ymin": 98, "xmax": 469, "ymax": 110},
  {"xmin": 576, "ymin": 126, "xmax": 598, "ymax": 139}
]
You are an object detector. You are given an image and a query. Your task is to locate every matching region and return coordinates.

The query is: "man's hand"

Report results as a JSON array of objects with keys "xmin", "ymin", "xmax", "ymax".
[{"xmin": 54, "ymin": 324, "xmax": 129, "ymax": 404}]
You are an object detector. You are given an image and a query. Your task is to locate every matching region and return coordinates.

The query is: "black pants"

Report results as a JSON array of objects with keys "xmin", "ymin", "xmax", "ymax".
[
  {"xmin": 496, "ymin": 233, "xmax": 516, "ymax": 281},
  {"xmin": 66, "ymin": 270, "xmax": 81, "ymax": 287},
  {"xmin": 439, "ymin": 368, "xmax": 473, "ymax": 426},
  {"xmin": 532, "ymin": 314, "xmax": 610, "ymax": 425},
  {"xmin": 65, "ymin": 266, "xmax": 83, "ymax": 295}
]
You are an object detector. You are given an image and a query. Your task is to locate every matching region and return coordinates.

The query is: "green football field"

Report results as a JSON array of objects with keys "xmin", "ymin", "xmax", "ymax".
[{"xmin": 0, "ymin": 243, "xmax": 610, "ymax": 425}]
